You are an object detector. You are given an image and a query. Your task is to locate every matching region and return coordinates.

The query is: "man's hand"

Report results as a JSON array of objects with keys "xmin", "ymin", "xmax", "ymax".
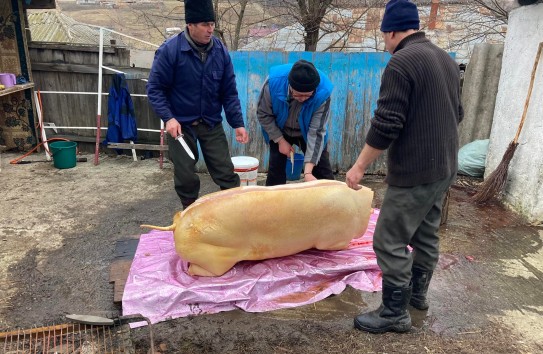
[
  {"xmin": 346, "ymin": 164, "xmax": 365, "ymax": 190},
  {"xmin": 304, "ymin": 173, "xmax": 317, "ymax": 182},
  {"xmin": 278, "ymin": 138, "xmax": 294, "ymax": 156},
  {"xmin": 235, "ymin": 127, "xmax": 249, "ymax": 144},
  {"xmin": 165, "ymin": 118, "xmax": 182, "ymax": 138}
]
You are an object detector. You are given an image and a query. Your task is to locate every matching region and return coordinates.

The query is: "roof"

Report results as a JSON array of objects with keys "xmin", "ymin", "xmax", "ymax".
[{"xmin": 27, "ymin": 11, "xmax": 122, "ymax": 45}]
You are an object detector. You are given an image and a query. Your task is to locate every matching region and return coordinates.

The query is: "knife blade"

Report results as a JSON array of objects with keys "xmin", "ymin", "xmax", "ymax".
[
  {"xmin": 176, "ymin": 134, "xmax": 195, "ymax": 160},
  {"xmin": 290, "ymin": 151, "xmax": 294, "ymax": 174}
]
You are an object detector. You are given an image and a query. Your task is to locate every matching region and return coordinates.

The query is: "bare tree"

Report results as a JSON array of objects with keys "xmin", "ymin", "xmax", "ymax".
[{"xmin": 445, "ymin": 0, "xmax": 508, "ymax": 56}]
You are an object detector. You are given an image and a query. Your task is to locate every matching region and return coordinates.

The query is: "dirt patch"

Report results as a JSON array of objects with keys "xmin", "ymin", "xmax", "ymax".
[{"xmin": 1, "ymin": 153, "xmax": 542, "ymax": 353}]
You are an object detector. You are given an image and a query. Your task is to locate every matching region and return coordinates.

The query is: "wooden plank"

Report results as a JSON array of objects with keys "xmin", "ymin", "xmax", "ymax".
[
  {"xmin": 109, "ymin": 236, "xmax": 140, "ymax": 304},
  {"xmin": 107, "ymin": 142, "xmax": 168, "ymax": 151},
  {"xmin": 0, "ymin": 82, "xmax": 34, "ymax": 97}
]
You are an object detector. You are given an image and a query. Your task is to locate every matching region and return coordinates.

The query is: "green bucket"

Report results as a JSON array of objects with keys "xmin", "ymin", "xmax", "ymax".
[{"xmin": 50, "ymin": 141, "xmax": 77, "ymax": 169}]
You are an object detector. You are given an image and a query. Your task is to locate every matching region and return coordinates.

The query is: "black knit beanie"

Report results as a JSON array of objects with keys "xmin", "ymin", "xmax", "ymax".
[
  {"xmin": 185, "ymin": 0, "xmax": 215, "ymax": 24},
  {"xmin": 288, "ymin": 60, "xmax": 320, "ymax": 93}
]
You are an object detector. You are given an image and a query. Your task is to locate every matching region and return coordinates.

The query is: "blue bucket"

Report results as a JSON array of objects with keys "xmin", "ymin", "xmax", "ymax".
[{"xmin": 286, "ymin": 152, "xmax": 304, "ymax": 180}]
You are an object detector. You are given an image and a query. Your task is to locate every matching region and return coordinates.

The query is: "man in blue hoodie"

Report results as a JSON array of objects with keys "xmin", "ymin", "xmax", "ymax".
[
  {"xmin": 146, "ymin": 0, "xmax": 249, "ymax": 209},
  {"xmin": 257, "ymin": 60, "xmax": 335, "ymax": 186}
]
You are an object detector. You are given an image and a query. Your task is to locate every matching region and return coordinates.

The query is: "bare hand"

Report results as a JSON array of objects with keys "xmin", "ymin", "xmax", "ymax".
[
  {"xmin": 165, "ymin": 118, "xmax": 182, "ymax": 138},
  {"xmin": 346, "ymin": 165, "xmax": 365, "ymax": 190},
  {"xmin": 304, "ymin": 173, "xmax": 317, "ymax": 182},
  {"xmin": 278, "ymin": 138, "xmax": 294, "ymax": 157},
  {"xmin": 235, "ymin": 127, "xmax": 249, "ymax": 144}
]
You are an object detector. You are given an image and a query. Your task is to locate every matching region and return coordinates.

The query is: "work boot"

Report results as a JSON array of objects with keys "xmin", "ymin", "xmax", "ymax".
[
  {"xmin": 181, "ymin": 197, "xmax": 196, "ymax": 210},
  {"xmin": 354, "ymin": 285, "xmax": 412, "ymax": 333},
  {"xmin": 410, "ymin": 267, "xmax": 433, "ymax": 310}
]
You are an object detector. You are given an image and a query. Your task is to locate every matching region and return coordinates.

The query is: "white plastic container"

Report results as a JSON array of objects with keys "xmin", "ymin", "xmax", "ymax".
[{"xmin": 231, "ymin": 156, "xmax": 259, "ymax": 186}]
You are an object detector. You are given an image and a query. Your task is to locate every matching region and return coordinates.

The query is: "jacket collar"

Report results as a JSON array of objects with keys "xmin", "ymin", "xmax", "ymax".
[
  {"xmin": 394, "ymin": 31, "xmax": 428, "ymax": 53},
  {"xmin": 179, "ymin": 29, "xmax": 214, "ymax": 52}
]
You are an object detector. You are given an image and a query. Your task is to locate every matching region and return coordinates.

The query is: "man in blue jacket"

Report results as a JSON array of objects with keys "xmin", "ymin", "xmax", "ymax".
[
  {"xmin": 146, "ymin": 0, "xmax": 249, "ymax": 209},
  {"xmin": 257, "ymin": 60, "xmax": 334, "ymax": 185}
]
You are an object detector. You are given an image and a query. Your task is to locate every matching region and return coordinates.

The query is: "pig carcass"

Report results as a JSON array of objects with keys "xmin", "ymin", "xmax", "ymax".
[{"xmin": 141, "ymin": 180, "xmax": 373, "ymax": 277}]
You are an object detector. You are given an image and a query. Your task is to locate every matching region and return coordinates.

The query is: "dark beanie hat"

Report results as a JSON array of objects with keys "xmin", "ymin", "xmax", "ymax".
[
  {"xmin": 185, "ymin": 0, "xmax": 215, "ymax": 24},
  {"xmin": 288, "ymin": 60, "xmax": 320, "ymax": 93},
  {"xmin": 380, "ymin": 0, "xmax": 420, "ymax": 32}
]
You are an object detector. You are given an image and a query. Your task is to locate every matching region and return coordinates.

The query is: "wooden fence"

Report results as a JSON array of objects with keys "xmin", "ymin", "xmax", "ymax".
[{"xmin": 29, "ymin": 43, "xmax": 391, "ymax": 173}]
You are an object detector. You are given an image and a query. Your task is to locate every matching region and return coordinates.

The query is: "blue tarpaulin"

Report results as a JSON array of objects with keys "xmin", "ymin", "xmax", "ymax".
[{"xmin": 103, "ymin": 73, "xmax": 137, "ymax": 151}]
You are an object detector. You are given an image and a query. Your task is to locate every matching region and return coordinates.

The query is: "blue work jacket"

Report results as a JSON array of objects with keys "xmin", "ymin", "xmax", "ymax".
[{"xmin": 146, "ymin": 32, "xmax": 244, "ymax": 129}]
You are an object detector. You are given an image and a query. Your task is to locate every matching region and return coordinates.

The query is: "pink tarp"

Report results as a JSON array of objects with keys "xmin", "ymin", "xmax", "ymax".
[{"xmin": 122, "ymin": 209, "xmax": 382, "ymax": 327}]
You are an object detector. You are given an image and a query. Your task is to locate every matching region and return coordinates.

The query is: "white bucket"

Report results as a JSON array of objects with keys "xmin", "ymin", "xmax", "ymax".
[{"xmin": 231, "ymin": 156, "xmax": 259, "ymax": 186}]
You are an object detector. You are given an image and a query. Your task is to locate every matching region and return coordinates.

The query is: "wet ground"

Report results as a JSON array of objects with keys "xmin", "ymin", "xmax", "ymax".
[{"xmin": 0, "ymin": 152, "xmax": 542, "ymax": 353}]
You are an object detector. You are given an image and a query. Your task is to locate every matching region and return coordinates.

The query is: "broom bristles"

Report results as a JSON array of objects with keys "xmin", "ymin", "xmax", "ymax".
[{"xmin": 472, "ymin": 142, "xmax": 518, "ymax": 203}]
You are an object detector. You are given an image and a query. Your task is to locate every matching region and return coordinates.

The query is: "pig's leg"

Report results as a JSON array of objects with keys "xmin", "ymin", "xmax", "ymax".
[{"xmin": 188, "ymin": 263, "xmax": 219, "ymax": 277}]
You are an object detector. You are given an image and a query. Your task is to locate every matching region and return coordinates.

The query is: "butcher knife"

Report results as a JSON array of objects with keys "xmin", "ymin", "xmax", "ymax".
[{"xmin": 177, "ymin": 134, "xmax": 195, "ymax": 160}]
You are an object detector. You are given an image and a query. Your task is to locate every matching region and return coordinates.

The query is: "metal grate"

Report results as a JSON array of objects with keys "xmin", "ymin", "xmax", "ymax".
[{"xmin": 1, "ymin": 322, "xmax": 134, "ymax": 353}]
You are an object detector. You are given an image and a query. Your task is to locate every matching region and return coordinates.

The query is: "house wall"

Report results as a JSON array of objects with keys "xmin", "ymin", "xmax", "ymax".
[{"xmin": 486, "ymin": 2, "xmax": 543, "ymax": 221}]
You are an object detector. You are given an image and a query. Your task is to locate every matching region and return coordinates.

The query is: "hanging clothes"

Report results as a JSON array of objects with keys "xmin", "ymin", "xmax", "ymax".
[{"xmin": 103, "ymin": 73, "xmax": 137, "ymax": 151}]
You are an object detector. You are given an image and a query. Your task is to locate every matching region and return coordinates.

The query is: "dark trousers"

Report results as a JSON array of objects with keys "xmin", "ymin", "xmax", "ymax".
[
  {"xmin": 373, "ymin": 173, "xmax": 456, "ymax": 287},
  {"xmin": 266, "ymin": 134, "xmax": 334, "ymax": 186},
  {"xmin": 168, "ymin": 122, "xmax": 239, "ymax": 204}
]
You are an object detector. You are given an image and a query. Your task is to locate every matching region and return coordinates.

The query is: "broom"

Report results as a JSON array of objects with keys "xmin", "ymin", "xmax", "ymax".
[{"xmin": 473, "ymin": 42, "xmax": 543, "ymax": 203}]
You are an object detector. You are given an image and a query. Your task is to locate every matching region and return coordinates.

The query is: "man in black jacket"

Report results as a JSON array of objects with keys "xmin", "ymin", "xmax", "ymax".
[{"xmin": 346, "ymin": 0, "xmax": 464, "ymax": 333}]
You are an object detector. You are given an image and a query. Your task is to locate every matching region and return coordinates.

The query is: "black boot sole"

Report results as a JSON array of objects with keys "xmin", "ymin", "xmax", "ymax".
[{"xmin": 354, "ymin": 318, "xmax": 411, "ymax": 333}]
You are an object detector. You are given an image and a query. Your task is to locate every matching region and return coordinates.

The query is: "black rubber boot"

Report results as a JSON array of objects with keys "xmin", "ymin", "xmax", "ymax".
[
  {"xmin": 410, "ymin": 267, "xmax": 433, "ymax": 310},
  {"xmin": 354, "ymin": 285, "xmax": 412, "ymax": 333}
]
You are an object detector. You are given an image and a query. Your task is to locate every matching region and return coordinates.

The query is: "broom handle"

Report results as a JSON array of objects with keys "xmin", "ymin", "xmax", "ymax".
[{"xmin": 514, "ymin": 42, "xmax": 543, "ymax": 144}]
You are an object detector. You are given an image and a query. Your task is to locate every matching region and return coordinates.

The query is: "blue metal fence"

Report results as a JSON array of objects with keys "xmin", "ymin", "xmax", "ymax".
[{"xmin": 219, "ymin": 51, "xmax": 391, "ymax": 174}]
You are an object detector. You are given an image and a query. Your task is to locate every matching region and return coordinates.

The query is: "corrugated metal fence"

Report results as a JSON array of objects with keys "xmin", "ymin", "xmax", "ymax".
[{"xmin": 228, "ymin": 51, "xmax": 390, "ymax": 174}]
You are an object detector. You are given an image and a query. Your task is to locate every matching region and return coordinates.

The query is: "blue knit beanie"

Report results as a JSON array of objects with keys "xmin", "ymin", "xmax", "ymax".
[{"xmin": 380, "ymin": 0, "xmax": 420, "ymax": 32}]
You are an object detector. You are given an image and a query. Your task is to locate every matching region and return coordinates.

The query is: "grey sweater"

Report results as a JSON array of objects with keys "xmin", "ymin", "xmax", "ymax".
[{"xmin": 366, "ymin": 32, "xmax": 464, "ymax": 186}]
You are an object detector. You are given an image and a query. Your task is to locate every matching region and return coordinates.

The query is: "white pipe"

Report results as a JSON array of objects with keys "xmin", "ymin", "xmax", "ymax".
[
  {"xmin": 34, "ymin": 91, "xmax": 52, "ymax": 161},
  {"xmin": 43, "ymin": 126, "xmax": 161, "ymax": 133},
  {"xmin": 102, "ymin": 65, "xmax": 124, "ymax": 74},
  {"xmin": 38, "ymin": 91, "xmax": 149, "ymax": 97},
  {"xmin": 97, "ymin": 29, "xmax": 104, "ymax": 117}
]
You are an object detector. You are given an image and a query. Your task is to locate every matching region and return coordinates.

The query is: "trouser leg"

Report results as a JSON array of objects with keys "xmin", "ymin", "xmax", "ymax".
[
  {"xmin": 373, "ymin": 175, "xmax": 455, "ymax": 287},
  {"xmin": 168, "ymin": 131, "xmax": 199, "ymax": 207},
  {"xmin": 265, "ymin": 140, "xmax": 287, "ymax": 186},
  {"xmin": 197, "ymin": 123, "xmax": 240, "ymax": 190}
]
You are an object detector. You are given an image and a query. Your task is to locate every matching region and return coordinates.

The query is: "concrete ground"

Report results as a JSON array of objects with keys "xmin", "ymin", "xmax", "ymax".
[{"xmin": 0, "ymin": 152, "xmax": 542, "ymax": 353}]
